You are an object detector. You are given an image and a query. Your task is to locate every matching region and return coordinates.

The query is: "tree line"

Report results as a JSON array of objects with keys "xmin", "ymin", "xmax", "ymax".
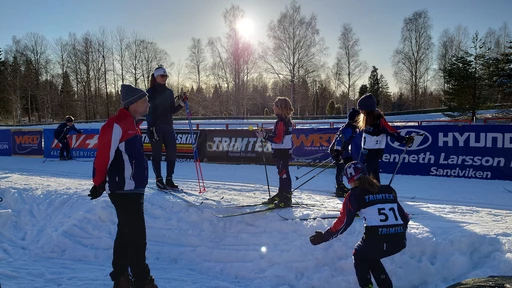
[{"xmin": 0, "ymin": 1, "xmax": 510, "ymax": 124}]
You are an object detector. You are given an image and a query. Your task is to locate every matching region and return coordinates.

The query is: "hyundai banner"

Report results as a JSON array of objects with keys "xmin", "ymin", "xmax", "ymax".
[{"xmin": 380, "ymin": 125, "xmax": 512, "ymax": 181}]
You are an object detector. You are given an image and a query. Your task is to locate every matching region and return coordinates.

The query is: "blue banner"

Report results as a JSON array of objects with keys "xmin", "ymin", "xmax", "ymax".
[
  {"xmin": 11, "ymin": 130, "xmax": 43, "ymax": 156},
  {"xmin": 290, "ymin": 125, "xmax": 512, "ymax": 181},
  {"xmin": 0, "ymin": 130, "xmax": 12, "ymax": 156},
  {"xmin": 44, "ymin": 129, "xmax": 100, "ymax": 158},
  {"xmin": 380, "ymin": 125, "xmax": 512, "ymax": 181}
]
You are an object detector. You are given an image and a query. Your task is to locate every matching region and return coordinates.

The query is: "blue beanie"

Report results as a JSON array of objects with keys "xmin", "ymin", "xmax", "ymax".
[
  {"xmin": 348, "ymin": 108, "xmax": 360, "ymax": 122},
  {"xmin": 120, "ymin": 84, "xmax": 147, "ymax": 108},
  {"xmin": 357, "ymin": 94, "xmax": 377, "ymax": 111}
]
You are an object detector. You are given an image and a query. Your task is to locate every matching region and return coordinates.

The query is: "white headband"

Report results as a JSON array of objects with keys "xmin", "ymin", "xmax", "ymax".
[{"xmin": 154, "ymin": 67, "xmax": 167, "ymax": 77}]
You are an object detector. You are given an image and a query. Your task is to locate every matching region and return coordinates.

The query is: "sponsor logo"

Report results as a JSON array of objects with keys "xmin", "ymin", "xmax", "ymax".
[
  {"xmin": 438, "ymin": 132, "xmax": 512, "ymax": 148},
  {"xmin": 388, "ymin": 128, "xmax": 431, "ymax": 150},
  {"xmin": 53, "ymin": 134, "xmax": 99, "ymax": 149},
  {"xmin": 0, "ymin": 142, "xmax": 8, "ymax": 149},
  {"xmin": 15, "ymin": 134, "xmax": 40, "ymax": 145}
]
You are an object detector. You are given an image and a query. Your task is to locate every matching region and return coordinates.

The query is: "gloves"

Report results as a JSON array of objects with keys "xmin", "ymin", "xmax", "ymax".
[
  {"xmin": 255, "ymin": 130, "xmax": 266, "ymax": 139},
  {"xmin": 147, "ymin": 127, "xmax": 159, "ymax": 143},
  {"xmin": 309, "ymin": 230, "xmax": 326, "ymax": 246},
  {"xmin": 331, "ymin": 149, "xmax": 342, "ymax": 163},
  {"xmin": 88, "ymin": 182, "xmax": 106, "ymax": 200},
  {"xmin": 175, "ymin": 92, "xmax": 189, "ymax": 107},
  {"xmin": 78, "ymin": 130, "xmax": 83, "ymax": 134},
  {"xmin": 405, "ymin": 135, "xmax": 415, "ymax": 147}
]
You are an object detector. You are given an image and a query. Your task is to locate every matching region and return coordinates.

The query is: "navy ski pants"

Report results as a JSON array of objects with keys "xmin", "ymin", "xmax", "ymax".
[{"xmin": 353, "ymin": 236, "xmax": 406, "ymax": 288}]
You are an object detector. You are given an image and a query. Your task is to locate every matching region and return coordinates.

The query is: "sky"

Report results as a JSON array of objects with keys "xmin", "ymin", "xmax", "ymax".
[
  {"xmin": 1, "ymin": 0, "xmax": 511, "ymax": 91},
  {"xmin": 1, "ymin": 154, "xmax": 512, "ymax": 287}
]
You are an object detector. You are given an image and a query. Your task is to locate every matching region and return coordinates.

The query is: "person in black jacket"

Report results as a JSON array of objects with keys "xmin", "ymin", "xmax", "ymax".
[
  {"xmin": 53, "ymin": 116, "xmax": 82, "ymax": 160},
  {"xmin": 146, "ymin": 65, "xmax": 187, "ymax": 190},
  {"xmin": 310, "ymin": 161, "xmax": 409, "ymax": 288}
]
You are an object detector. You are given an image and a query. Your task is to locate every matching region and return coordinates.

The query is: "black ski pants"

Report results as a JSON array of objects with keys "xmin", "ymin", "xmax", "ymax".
[
  {"xmin": 363, "ymin": 149, "xmax": 384, "ymax": 184},
  {"xmin": 150, "ymin": 126, "xmax": 177, "ymax": 180},
  {"xmin": 57, "ymin": 138, "xmax": 70, "ymax": 159},
  {"xmin": 352, "ymin": 236, "xmax": 406, "ymax": 288},
  {"xmin": 108, "ymin": 192, "xmax": 150, "ymax": 283},
  {"xmin": 277, "ymin": 158, "xmax": 291, "ymax": 194}
]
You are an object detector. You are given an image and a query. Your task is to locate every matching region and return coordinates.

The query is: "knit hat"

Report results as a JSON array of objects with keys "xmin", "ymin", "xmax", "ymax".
[
  {"xmin": 347, "ymin": 108, "xmax": 360, "ymax": 122},
  {"xmin": 357, "ymin": 94, "xmax": 377, "ymax": 111},
  {"xmin": 154, "ymin": 66, "xmax": 167, "ymax": 78},
  {"xmin": 120, "ymin": 84, "xmax": 148, "ymax": 108},
  {"xmin": 65, "ymin": 116, "xmax": 74, "ymax": 123}
]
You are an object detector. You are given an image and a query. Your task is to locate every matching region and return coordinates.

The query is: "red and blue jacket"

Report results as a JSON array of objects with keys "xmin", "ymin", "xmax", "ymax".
[
  {"xmin": 264, "ymin": 116, "xmax": 293, "ymax": 160},
  {"xmin": 93, "ymin": 108, "xmax": 148, "ymax": 193},
  {"xmin": 323, "ymin": 185, "xmax": 409, "ymax": 241}
]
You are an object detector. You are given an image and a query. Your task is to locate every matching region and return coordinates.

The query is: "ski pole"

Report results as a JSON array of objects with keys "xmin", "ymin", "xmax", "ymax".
[
  {"xmin": 183, "ymin": 97, "xmax": 206, "ymax": 193},
  {"xmin": 295, "ymin": 157, "xmax": 332, "ymax": 180},
  {"xmin": 250, "ymin": 126, "xmax": 271, "ymax": 198},
  {"xmin": 292, "ymin": 161, "xmax": 334, "ymax": 193},
  {"xmin": 388, "ymin": 133, "xmax": 423, "ymax": 186}
]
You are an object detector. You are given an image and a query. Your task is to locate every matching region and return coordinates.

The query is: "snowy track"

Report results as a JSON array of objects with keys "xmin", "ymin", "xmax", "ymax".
[{"xmin": 1, "ymin": 157, "xmax": 511, "ymax": 287}]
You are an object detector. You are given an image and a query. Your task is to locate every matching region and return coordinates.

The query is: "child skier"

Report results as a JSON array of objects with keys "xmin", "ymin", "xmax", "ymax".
[
  {"xmin": 53, "ymin": 115, "xmax": 82, "ymax": 160},
  {"xmin": 309, "ymin": 161, "xmax": 409, "ymax": 288},
  {"xmin": 329, "ymin": 108, "xmax": 362, "ymax": 197},
  {"xmin": 356, "ymin": 93, "xmax": 414, "ymax": 183},
  {"xmin": 255, "ymin": 97, "xmax": 294, "ymax": 208}
]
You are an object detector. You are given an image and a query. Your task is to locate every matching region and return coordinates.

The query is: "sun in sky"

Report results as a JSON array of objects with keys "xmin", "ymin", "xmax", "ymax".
[{"xmin": 236, "ymin": 17, "xmax": 255, "ymax": 38}]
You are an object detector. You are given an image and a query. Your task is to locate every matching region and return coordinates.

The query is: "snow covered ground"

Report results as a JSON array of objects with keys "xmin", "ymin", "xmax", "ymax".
[{"xmin": 1, "ymin": 156, "xmax": 511, "ymax": 288}]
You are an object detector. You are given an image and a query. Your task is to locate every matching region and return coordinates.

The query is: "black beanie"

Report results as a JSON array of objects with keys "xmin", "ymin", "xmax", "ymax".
[
  {"xmin": 65, "ymin": 116, "xmax": 74, "ymax": 123},
  {"xmin": 357, "ymin": 94, "xmax": 377, "ymax": 111},
  {"xmin": 121, "ymin": 84, "xmax": 148, "ymax": 108},
  {"xmin": 348, "ymin": 108, "xmax": 360, "ymax": 122}
]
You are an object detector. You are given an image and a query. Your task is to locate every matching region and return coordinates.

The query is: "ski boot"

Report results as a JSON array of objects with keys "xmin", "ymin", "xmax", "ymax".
[
  {"xmin": 269, "ymin": 192, "xmax": 292, "ymax": 208},
  {"xmin": 165, "ymin": 177, "xmax": 178, "ymax": 189},
  {"xmin": 262, "ymin": 192, "xmax": 281, "ymax": 204}
]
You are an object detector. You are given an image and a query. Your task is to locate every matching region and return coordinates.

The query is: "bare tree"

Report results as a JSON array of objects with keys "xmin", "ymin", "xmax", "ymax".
[
  {"xmin": 114, "ymin": 27, "xmax": 128, "ymax": 84},
  {"xmin": 436, "ymin": 25, "xmax": 470, "ymax": 91},
  {"xmin": 260, "ymin": 0, "xmax": 327, "ymax": 112},
  {"xmin": 96, "ymin": 27, "xmax": 111, "ymax": 117},
  {"xmin": 140, "ymin": 40, "xmax": 169, "ymax": 89},
  {"xmin": 125, "ymin": 32, "xmax": 144, "ymax": 87},
  {"xmin": 335, "ymin": 23, "xmax": 368, "ymax": 108},
  {"xmin": 391, "ymin": 9, "xmax": 434, "ymax": 109},
  {"xmin": 207, "ymin": 4, "xmax": 256, "ymax": 116},
  {"xmin": 186, "ymin": 37, "xmax": 208, "ymax": 89}
]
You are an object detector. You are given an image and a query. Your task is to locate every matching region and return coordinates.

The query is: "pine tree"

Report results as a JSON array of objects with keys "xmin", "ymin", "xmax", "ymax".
[
  {"xmin": 367, "ymin": 66, "xmax": 381, "ymax": 106},
  {"xmin": 60, "ymin": 71, "xmax": 75, "ymax": 120},
  {"xmin": 443, "ymin": 32, "xmax": 492, "ymax": 120},
  {"xmin": 358, "ymin": 84, "xmax": 368, "ymax": 98},
  {"xmin": 326, "ymin": 99, "xmax": 336, "ymax": 115},
  {"xmin": 0, "ymin": 48, "xmax": 8, "ymax": 119}
]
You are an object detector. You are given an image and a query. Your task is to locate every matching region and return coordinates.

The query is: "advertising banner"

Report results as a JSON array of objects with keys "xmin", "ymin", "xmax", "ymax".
[
  {"xmin": 142, "ymin": 129, "xmax": 203, "ymax": 160},
  {"xmin": 44, "ymin": 129, "xmax": 100, "ymax": 158},
  {"xmin": 204, "ymin": 129, "xmax": 272, "ymax": 163},
  {"xmin": 380, "ymin": 125, "xmax": 512, "ymax": 181},
  {"xmin": 11, "ymin": 130, "xmax": 43, "ymax": 156},
  {"xmin": 0, "ymin": 130, "xmax": 12, "ymax": 156},
  {"xmin": 202, "ymin": 128, "xmax": 339, "ymax": 164}
]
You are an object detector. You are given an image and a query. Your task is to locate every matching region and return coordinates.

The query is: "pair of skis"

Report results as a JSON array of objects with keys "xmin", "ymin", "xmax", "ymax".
[{"xmin": 184, "ymin": 100, "xmax": 206, "ymax": 194}]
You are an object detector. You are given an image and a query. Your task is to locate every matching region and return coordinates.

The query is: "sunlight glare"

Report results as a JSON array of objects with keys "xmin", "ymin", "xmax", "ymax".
[{"xmin": 237, "ymin": 18, "xmax": 255, "ymax": 38}]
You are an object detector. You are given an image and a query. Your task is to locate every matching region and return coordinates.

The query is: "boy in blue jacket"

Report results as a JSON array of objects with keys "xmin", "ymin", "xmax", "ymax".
[
  {"xmin": 329, "ymin": 108, "xmax": 362, "ymax": 197},
  {"xmin": 53, "ymin": 116, "xmax": 82, "ymax": 160}
]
